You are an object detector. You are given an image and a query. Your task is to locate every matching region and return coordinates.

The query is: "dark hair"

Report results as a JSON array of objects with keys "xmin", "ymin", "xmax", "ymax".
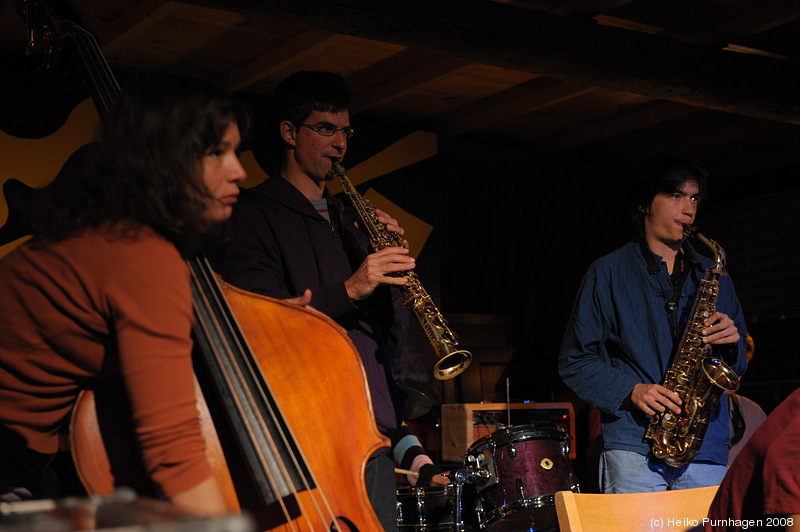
[
  {"xmin": 33, "ymin": 70, "xmax": 251, "ymax": 257},
  {"xmin": 627, "ymin": 153, "xmax": 708, "ymax": 238},
  {"xmin": 264, "ymin": 71, "xmax": 349, "ymax": 175},
  {"xmin": 272, "ymin": 71, "xmax": 349, "ymax": 129}
]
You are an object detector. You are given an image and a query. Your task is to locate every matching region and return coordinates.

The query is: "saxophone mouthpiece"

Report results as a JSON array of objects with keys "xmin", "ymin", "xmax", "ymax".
[
  {"xmin": 332, "ymin": 161, "xmax": 347, "ymax": 177},
  {"xmin": 682, "ymin": 224, "xmax": 696, "ymax": 239}
]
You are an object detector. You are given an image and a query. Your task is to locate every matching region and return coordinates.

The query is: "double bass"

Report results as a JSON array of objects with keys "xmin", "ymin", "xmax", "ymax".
[{"xmin": 8, "ymin": 2, "xmax": 388, "ymax": 529}]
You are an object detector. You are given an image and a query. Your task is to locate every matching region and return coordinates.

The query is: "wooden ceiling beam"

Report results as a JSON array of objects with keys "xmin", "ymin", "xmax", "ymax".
[
  {"xmin": 186, "ymin": 0, "xmax": 800, "ymax": 125},
  {"xmin": 438, "ymin": 80, "xmax": 598, "ymax": 136},
  {"xmin": 98, "ymin": 0, "xmax": 245, "ymax": 56},
  {"xmin": 350, "ymin": 54, "xmax": 471, "ymax": 112},
  {"xmin": 217, "ymin": 29, "xmax": 337, "ymax": 92},
  {"xmin": 491, "ymin": 0, "xmax": 637, "ymax": 17},
  {"xmin": 536, "ymin": 101, "xmax": 702, "ymax": 153},
  {"xmin": 634, "ymin": 120, "xmax": 794, "ymax": 163},
  {"xmin": 685, "ymin": 0, "xmax": 800, "ymax": 45},
  {"xmin": 547, "ymin": 0, "xmax": 637, "ymax": 16},
  {"xmin": 96, "ymin": 0, "xmax": 172, "ymax": 54},
  {"xmin": 593, "ymin": 15, "xmax": 664, "ymax": 35}
]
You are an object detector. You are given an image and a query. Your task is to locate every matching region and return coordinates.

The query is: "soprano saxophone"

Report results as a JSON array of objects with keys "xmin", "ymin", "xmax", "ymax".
[
  {"xmin": 332, "ymin": 162, "xmax": 472, "ymax": 380},
  {"xmin": 644, "ymin": 225, "xmax": 740, "ymax": 467}
]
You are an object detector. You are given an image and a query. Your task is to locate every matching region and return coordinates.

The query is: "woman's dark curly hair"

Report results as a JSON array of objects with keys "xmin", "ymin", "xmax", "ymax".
[{"xmin": 32, "ymin": 70, "xmax": 251, "ymax": 257}]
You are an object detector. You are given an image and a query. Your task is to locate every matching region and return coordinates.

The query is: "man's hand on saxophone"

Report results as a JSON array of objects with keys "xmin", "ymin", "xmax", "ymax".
[
  {"xmin": 345, "ymin": 246, "xmax": 415, "ymax": 300},
  {"xmin": 345, "ymin": 208, "xmax": 415, "ymax": 301},
  {"xmin": 631, "ymin": 383, "xmax": 683, "ymax": 417},
  {"xmin": 631, "ymin": 308, "xmax": 742, "ymax": 462},
  {"xmin": 701, "ymin": 311, "xmax": 740, "ymax": 344},
  {"xmin": 631, "ymin": 307, "xmax": 740, "ymax": 419},
  {"xmin": 373, "ymin": 208, "xmax": 408, "ymax": 246}
]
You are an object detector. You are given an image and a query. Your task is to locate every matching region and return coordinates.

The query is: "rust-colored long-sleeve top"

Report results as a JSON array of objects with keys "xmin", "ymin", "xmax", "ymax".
[{"xmin": 0, "ymin": 225, "xmax": 212, "ymax": 498}]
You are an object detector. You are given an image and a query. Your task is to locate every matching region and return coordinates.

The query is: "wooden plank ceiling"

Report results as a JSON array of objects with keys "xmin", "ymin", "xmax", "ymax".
[{"xmin": 3, "ymin": 0, "xmax": 800, "ymax": 182}]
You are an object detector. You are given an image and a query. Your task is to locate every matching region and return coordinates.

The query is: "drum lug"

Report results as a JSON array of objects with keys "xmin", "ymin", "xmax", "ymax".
[
  {"xmin": 416, "ymin": 488, "xmax": 425, "ymax": 527},
  {"xmin": 475, "ymin": 497, "xmax": 486, "ymax": 529},
  {"xmin": 570, "ymin": 473, "xmax": 582, "ymax": 493},
  {"xmin": 516, "ymin": 477, "xmax": 526, "ymax": 499},
  {"xmin": 508, "ymin": 442, "xmax": 516, "ymax": 460}
]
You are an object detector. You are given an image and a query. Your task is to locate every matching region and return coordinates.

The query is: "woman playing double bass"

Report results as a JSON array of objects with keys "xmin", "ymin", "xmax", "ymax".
[{"xmin": 0, "ymin": 70, "xmax": 261, "ymax": 515}]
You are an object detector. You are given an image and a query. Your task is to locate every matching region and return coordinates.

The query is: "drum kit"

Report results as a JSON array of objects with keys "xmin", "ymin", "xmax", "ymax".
[{"xmin": 396, "ymin": 421, "xmax": 580, "ymax": 531}]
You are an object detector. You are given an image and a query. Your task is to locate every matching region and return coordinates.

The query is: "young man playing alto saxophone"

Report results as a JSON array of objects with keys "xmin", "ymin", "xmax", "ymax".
[{"xmin": 558, "ymin": 153, "xmax": 747, "ymax": 493}]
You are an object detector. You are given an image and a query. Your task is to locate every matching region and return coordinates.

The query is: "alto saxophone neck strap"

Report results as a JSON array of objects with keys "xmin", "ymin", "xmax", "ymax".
[{"xmin": 638, "ymin": 239, "xmax": 662, "ymax": 275}]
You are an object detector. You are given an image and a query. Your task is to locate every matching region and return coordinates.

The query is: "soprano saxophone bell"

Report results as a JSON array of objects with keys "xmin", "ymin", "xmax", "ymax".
[
  {"xmin": 433, "ymin": 348, "xmax": 472, "ymax": 380},
  {"xmin": 333, "ymin": 162, "xmax": 472, "ymax": 380}
]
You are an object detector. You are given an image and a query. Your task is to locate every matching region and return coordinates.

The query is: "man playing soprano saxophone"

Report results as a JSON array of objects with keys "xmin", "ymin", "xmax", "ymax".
[
  {"xmin": 221, "ymin": 71, "xmax": 447, "ymax": 531},
  {"xmin": 558, "ymin": 153, "xmax": 748, "ymax": 493}
]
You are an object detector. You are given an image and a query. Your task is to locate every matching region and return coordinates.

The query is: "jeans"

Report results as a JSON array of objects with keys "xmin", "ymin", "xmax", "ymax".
[
  {"xmin": 365, "ymin": 450, "xmax": 398, "ymax": 532},
  {"xmin": 600, "ymin": 449, "xmax": 727, "ymax": 493}
]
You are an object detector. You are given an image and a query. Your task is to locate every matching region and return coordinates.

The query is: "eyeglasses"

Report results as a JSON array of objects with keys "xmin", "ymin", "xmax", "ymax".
[{"xmin": 300, "ymin": 123, "xmax": 354, "ymax": 139}]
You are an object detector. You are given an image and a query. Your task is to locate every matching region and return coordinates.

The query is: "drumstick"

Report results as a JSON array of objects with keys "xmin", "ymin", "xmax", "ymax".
[{"xmin": 394, "ymin": 468, "xmax": 418, "ymax": 476}]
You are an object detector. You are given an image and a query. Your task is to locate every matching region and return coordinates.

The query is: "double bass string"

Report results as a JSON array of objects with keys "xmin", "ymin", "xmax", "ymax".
[
  {"xmin": 62, "ymin": 21, "xmax": 119, "ymax": 115},
  {"xmin": 189, "ymin": 258, "xmax": 310, "ymax": 528},
  {"xmin": 188, "ymin": 257, "xmax": 343, "ymax": 531},
  {"xmin": 189, "ymin": 258, "xmax": 308, "ymax": 523}
]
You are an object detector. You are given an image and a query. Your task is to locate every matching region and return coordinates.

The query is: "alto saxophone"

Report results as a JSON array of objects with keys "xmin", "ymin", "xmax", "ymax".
[
  {"xmin": 644, "ymin": 225, "xmax": 740, "ymax": 467},
  {"xmin": 332, "ymin": 162, "xmax": 472, "ymax": 380}
]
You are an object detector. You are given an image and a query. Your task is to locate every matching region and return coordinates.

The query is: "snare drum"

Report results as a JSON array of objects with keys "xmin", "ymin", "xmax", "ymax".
[
  {"xmin": 465, "ymin": 424, "xmax": 578, "ymax": 531},
  {"xmin": 396, "ymin": 485, "xmax": 457, "ymax": 530}
]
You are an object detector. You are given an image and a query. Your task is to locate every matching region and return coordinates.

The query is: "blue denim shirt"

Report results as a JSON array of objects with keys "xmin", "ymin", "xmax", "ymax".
[{"xmin": 558, "ymin": 241, "xmax": 747, "ymax": 465}]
